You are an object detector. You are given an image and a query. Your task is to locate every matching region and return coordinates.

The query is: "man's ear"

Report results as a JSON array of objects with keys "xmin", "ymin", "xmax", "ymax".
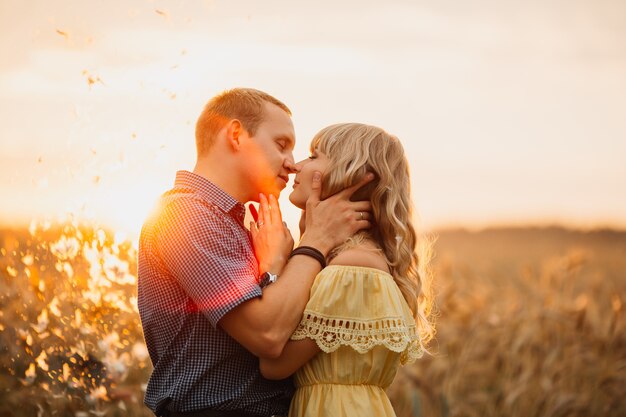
[{"xmin": 226, "ymin": 119, "xmax": 243, "ymax": 150}]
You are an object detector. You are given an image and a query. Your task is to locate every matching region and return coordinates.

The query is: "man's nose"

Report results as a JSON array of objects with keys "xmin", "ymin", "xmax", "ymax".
[{"xmin": 284, "ymin": 158, "xmax": 300, "ymax": 174}]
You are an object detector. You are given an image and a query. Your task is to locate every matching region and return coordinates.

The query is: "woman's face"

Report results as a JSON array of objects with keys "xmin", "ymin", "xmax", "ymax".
[{"xmin": 289, "ymin": 148, "xmax": 330, "ymax": 209}]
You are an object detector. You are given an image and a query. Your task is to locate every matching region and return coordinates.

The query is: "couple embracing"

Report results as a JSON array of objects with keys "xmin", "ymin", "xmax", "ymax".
[{"xmin": 137, "ymin": 88, "xmax": 434, "ymax": 417}]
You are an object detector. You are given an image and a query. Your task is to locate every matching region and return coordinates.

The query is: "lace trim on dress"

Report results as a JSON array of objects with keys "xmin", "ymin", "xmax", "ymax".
[{"xmin": 291, "ymin": 311, "xmax": 424, "ymax": 364}]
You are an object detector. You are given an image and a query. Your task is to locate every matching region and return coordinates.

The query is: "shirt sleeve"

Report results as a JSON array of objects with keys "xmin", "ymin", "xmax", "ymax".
[{"xmin": 153, "ymin": 196, "xmax": 262, "ymax": 327}]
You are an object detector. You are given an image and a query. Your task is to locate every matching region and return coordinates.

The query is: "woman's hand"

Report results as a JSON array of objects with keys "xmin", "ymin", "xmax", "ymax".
[
  {"xmin": 299, "ymin": 172, "xmax": 374, "ymax": 254},
  {"xmin": 250, "ymin": 193, "xmax": 294, "ymax": 275}
]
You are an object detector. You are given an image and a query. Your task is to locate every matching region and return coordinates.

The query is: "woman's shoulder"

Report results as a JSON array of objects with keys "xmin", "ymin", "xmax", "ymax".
[{"xmin": 327, "ymin": 238, "xmax": 390, "ymax": 275}]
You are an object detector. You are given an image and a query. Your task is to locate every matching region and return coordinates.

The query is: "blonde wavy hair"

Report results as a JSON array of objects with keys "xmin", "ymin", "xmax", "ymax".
[{"xmin": 311, "ymin": 123, "xmax": 435, "ymax": 346}]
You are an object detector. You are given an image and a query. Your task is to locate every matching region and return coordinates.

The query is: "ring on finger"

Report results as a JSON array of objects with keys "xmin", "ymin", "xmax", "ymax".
[
  {"xmin": 257, "ymin": 221, "xmax": 265, "ymax": 227},
  {"xmin": 359, "ymin": 211, "xmax": 364, "ymax": 220}
]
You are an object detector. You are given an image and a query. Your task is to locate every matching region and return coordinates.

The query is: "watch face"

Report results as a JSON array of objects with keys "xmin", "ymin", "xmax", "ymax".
[{"xmin": 259, "ymin": 272, "xmax": 277, "ymax": 288}]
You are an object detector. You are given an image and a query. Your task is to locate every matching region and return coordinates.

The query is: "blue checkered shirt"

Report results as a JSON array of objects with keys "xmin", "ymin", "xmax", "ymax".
[{"xmin": 138, "ymin": 170, "xmax": 293, "ymax": 416}]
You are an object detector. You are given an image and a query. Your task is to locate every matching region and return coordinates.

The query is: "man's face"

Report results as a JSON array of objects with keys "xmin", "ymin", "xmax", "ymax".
[{"xmin": 242, "ymin": 102, "xmax": 296, "ymax": 199}]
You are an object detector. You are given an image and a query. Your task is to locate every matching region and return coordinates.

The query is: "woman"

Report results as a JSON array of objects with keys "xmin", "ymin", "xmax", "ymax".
[{"xmin": 259, "ymin": 123, "xmax": 435, "ymax": 417}]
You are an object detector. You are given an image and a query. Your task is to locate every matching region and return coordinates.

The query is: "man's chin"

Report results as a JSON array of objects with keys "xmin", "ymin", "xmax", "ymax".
[{"xmin": 261, "ymin": 184, "xmax": 282, "ymax": 198}]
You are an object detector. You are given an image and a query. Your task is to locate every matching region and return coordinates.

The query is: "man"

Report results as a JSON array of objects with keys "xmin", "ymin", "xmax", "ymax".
[{"xmin": 138, "ymin": 88, "xmax": 372, "ymax": 417}]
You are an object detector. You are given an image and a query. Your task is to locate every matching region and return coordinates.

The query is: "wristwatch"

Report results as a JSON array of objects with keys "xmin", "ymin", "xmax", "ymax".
[{"xmin": 259, "ymin": 271, "xmax": 278, "ymax": 288}]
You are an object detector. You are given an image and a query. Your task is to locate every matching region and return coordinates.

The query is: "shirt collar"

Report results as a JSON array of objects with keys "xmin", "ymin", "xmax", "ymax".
[{"xmin": 174, "ymin": 170, "xmax": 246, "ymax": 223}]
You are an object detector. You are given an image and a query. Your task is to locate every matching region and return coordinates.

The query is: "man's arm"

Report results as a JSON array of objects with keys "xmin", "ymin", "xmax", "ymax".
[
  {"xmin": 257, "ymin": 245, "xmax": 389, "ymax": 379},
  {"xmin": 259, "ymin": 338, "xmax": 320, "ymax": 380},
  {"xmin": 218, "ymin": 172, "xmax": 374, "ymax": 358},
  {"xmin": 217, "ymin": 252, "xmax": 324, "ymax": 358}
]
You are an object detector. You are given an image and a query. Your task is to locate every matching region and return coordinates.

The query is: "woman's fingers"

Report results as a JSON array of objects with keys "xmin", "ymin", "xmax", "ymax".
[
  {"xmin": 258, "ymin": 193, "xmax": 271, "ymax": 227},
  {"xmin": 269, "ymin": 194, "xmax": 282, "ymax": 224},
  {"xmin": 248, "ymin": 203, "xmax": 259, "ymax": 222},
  {"xmin": 259, "ymin": 193, "xmax": 283, "ymax": 226}
]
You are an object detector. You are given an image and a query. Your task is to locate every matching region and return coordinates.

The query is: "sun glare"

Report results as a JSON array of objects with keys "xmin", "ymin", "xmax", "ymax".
[{"xmin": 92, "ymin": 180, "xmax": 165, "ymax": 241}]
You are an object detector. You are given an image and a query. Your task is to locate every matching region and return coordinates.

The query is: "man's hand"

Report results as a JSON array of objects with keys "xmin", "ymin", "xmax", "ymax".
[
  {"xmin": 222, "ymin": 177, "xmax": 371, "ymax": 358},
  {"xmin": 250, "ymin": 193, "xmax": 294, "ymax": 274},
  {"xmin": 298, "ymin": 210, "xmax": 306, "ymax": 237},
  {"xmin": 300, "ymin": 171, "xmax": 374, "ymax": 255}
]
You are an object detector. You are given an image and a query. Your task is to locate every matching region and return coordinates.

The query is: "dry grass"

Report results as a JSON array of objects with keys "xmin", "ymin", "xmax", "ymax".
[
  {"xmin": 388, "ymin": 227, "xmax": 626, "ymax": 417},
  {"xmin": 1, "ymin": 222, "xmax": 624, "ymax": 416},
  {"xmin": 0, "ymin": 221, "xmax": 152, "ymax": 416}
]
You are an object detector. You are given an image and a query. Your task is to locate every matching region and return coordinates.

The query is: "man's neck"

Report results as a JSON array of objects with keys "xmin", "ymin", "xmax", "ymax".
[{"xmin": 193, "ymin": 158, "xmax": 250, "ymax": 203}]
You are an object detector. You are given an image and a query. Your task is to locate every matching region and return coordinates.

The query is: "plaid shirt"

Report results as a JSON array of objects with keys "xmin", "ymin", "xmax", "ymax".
[{"xmin": 138, "ymin": 170, "xmax": 293, "ymax": 416}]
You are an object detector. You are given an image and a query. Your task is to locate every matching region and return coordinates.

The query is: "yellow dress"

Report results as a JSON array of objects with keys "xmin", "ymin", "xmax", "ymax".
[{"xmin": 288, "ymin": 265, "xmax": 424, "ymax": 417}]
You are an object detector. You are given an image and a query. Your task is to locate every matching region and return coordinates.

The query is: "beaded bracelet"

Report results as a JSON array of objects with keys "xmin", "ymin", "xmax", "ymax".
[{"xmin": 289, "ymin": 246, "xmax": 327, "ymax": 269}]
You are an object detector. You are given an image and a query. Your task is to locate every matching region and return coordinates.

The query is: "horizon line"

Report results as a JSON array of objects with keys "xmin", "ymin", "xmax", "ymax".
[{"xmin": 1, "ymin": 217, "xmax": 625, "ymax": 235}]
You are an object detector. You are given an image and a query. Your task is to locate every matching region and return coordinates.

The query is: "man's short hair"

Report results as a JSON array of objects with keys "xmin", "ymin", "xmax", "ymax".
[{"xmin": 195, "ymin": 88, "xmax": 291, "ymax": 156}]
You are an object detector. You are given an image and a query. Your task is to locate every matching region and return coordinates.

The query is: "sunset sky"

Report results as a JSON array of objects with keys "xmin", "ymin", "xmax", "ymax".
[{"xmin": 1, "ymin": 0, "xmax": 625, "ymax": 237}]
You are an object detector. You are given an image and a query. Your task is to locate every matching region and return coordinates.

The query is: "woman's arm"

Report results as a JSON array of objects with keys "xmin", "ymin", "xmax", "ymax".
[
  {"xmin": 259, "ymin": 338, "xmax": 321, "ymax": 380},
  {"xmin": 260, "ymin": 244, "xmax": 388, "ymax": 380}
]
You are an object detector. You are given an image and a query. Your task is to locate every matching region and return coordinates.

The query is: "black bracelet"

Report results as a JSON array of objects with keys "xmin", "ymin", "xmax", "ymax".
[{"xmin": 289, "ymin": 246, "xmax": 327, "ymax": 269}]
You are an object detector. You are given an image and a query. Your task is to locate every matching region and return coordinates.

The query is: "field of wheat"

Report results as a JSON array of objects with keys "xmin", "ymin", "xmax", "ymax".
[
  {"xmin": 1, "ymin": 221, "xmax": 624, "ymax": 416},
  {"xmin": 389, "ymin": 228, "xmax": 626, "ymax": 417}
]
